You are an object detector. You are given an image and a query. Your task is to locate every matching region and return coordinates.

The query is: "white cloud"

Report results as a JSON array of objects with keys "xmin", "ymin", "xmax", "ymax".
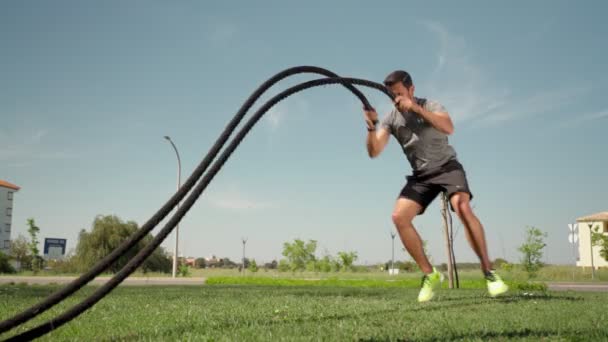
[
  {"xmin": 422, "ymin": 21, "xmax": 588, "ymax": 126},
  {"xmin": 474, "ymin": 85, "xmax": 589, "ymax": 126},
  {"xmin": 263, "ymin": 98, "xmax": 309, "ymax": 131},
  {"xmin": 422, "ymin": 21, "xmax": 511, "ymax": 123},
  {"xmin": 206, "ymin": 21, "xmax": 237, "ymax": 44},
  {"xmin": 549, "ymin": 108, "xmax": 608, "ymax": 131},
  {"xmin": 265, "ymin": 107, "xmax": 284, "ymax": 130},
  {"xmin": 31, "ymin": 129, "xmax": 48, "ymax": 143},
  {"xmin": 205, "ymin": 186, "xmax": 277, "ymax": 211},
  {"xmin": 0, "ymin": 128, "xmax": 76, "ymax": 166}
]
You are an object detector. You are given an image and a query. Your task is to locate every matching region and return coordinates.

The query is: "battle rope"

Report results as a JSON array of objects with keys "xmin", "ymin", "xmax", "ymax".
[
  {"xmin": 0, "ymin": 66, "xmax": 373, "ymax": 335},
  {"xmin": 4, "ymin": 76, "xmax": 393, "ymax": 341}
]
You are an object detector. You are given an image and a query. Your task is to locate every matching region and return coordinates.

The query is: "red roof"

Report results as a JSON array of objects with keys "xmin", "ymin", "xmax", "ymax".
[
  {"xmin": 0, "ymin": 180, "xmax": 20, "ymax": 191},
  {"xmin": 577, "ymin": 212, "xmax": 608, "ymax": 222}
]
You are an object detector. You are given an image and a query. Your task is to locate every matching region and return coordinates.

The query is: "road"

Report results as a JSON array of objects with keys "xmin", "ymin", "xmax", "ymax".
[
  {"xmin": 546, "ymin": 282, "xmax": 608, "ymax": 292},
  {"xmin": 1, "ymin": 277, "xmax": 607, "ymax": 291},
  {"xmin": 0, "ymin": 276, "xmax": 206, "ymax": 286}
]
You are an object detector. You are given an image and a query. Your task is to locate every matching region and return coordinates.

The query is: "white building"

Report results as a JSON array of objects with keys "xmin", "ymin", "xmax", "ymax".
[
  {"xmin": 576, "ymin": 211, "xmax": 608, "ymax": 269},
  {"xmin": 0, "ymin": 180, "xmax": 20, "ymax": 255}
]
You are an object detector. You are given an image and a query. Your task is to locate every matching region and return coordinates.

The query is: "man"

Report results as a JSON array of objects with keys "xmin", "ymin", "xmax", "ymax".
[{"xmin": 364, "ymin": 70, "xmax": 508, "ymax": 302}]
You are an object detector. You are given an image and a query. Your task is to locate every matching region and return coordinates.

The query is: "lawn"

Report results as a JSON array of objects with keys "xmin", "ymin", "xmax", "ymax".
[
  {"xmin": 6, "ymin": 265, "xmax": 607, "ymax": 284},
  {"xmin": 1, "ymin": 283, "xmax": 606, "ymax": 341}
]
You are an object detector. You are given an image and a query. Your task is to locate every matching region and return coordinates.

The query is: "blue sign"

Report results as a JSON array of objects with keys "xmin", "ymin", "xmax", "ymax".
[{"xmin": 44, "ymin": 238, "xmax": 67, "ymax": 258}]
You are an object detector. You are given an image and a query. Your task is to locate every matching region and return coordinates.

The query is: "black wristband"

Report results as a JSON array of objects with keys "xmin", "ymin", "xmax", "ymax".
[{"xmin": 367, "ymin": 119, "xmax": 378, "ymax": 131}]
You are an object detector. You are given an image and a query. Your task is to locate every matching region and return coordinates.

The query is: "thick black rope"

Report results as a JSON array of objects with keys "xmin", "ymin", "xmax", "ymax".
[
  {"xmin": 5, "ymin": 77, "xmax": 392, "ymax": 341},
  {"xmin": 0, "ymin": 66, "xmax": 373, "ymax": 335}
]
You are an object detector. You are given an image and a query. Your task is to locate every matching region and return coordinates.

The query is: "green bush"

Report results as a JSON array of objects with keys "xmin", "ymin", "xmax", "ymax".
[
  {"xmin": 0, "ymin": 252, "xmax": 16, "ymax": 274},
  {"xmin": 248, "ymin": 259, "xmax": 259, "ymax": 273},
  {"xmin": 178, "ymin": 265, "xmax": 191, "ymax": 277},
  {"xmin": 501, "ymin": 262, "xmax": 514, "ymax": 272},
  {"xmin": 508, "ymin": 280, "xmax": 548, "ymax": 292}
]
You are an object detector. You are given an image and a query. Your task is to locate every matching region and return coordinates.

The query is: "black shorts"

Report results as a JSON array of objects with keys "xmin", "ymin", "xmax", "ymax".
[{"xmin": 399, "ymin": 159, "xmax": 473, "ymax": 215}]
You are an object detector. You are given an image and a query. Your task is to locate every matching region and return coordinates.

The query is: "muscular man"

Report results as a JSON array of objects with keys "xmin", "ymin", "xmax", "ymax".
[{"xmin": 365, "ymin": 70, "xmax": 508, "ymax": 302}]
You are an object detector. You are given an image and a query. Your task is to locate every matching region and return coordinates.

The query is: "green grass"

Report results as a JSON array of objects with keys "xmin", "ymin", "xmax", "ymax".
[
  {"xmin": 5, "ymin": 265, "xmax": 607, "ymax": 283},
  {"xmin": 205, "ymin": 276, "xmax": 548, "ymax": 291},
  {"xmin": 1, "ymin": 283, "xmax": 605, "ymax": 341}
]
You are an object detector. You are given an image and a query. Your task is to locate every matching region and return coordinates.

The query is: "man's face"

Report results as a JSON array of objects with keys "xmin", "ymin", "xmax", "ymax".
[{"xmin": 388, "ymin": 82, "xmax": 414, "ymax": 99}]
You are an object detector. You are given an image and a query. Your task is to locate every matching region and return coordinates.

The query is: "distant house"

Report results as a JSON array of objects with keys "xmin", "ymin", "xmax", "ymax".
[
  {"xmin": 205, "ymin": 255, "xmax": 220, "ymax": 268},
  {"xmin": 576, "ymin": 212, "xmax": 608, "ymax": 269},
  {"xmin": 184, "ymin": 257, "xmax": 196, "ymax": 267},
  {"xmin": 0, "ymin": 180, "xmax": 20, "ymax": 255}
]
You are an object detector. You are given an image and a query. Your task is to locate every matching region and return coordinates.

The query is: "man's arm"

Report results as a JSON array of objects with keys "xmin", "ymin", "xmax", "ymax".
[
  {"xmin": 395, "ymin": 97, "xmax": 454, "ymax": 135},
  {"xmin": 366, "ymin": 128, "xmax": 391, "ymax": 158},
  {"xmin": 363, "ymin": 108, "xmax": 391, "ymax": 158}
]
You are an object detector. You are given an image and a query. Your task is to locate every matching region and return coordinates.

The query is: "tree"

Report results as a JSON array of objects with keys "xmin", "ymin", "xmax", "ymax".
[
  {"xmin": 0, "ymin": 251, "xmax": 16, "ymax": 274},
  {"xmin": 142, "ymin": 248, "xmax": 172, "ymax": 274},
  {"xmin": 178, "ymin": 264, "xmax": 191, "ymax": 277},
  {"xmin": 264, "ymin": 260, "xmax": 278, "ymax": 270},
  {"xmin": 281, "ymin": 239, "xmax": 317, "ymax": 272},
  {"xmin": 248, "ymin": 259, "xmax": 258, "ymax": 273},
  {"xmin": 221, "ymin": 257, "xmax": 237, "ymax": 268},
  {"xmin": 591, "ymin": 225, "xmax": 608, "ymax": 261},
  {"xmin": 517, "ymin": 226, "xmax": 547, "ymax": 278},
  {"xmin": 305, "ymin": 259, "xmax": 318, "ymax": 272},
  {"xmin": 278, "ymin": 259, "xmax": 290, "ymax": 272},
  {"xmin": 195, "ymin": 258, "xmax": 207, "ymax": 269},
  {"xmin": 73, "ymin": 215, "xmax": 172, "ymax": 273},
  {"xmin": 337, "ymin": 251, "xmax": 358, "ymax": 271},
  {"xmin": 384, "ymin": 260, "xmax": 416, "ymax": 272},
  {"xmin": 316, "ymin": 255, "xmax": 333, "ymax": 273},
  {"xmin": 10, "ymin": 234, "xmax": 32, "ymax": 270},
  {"xmin": 493, "ymin": 258, "xmax": 509, "ymax": 269},
  {"xmin": 27, "ymin": 218, "xmax": 43, "ymax": 272}
]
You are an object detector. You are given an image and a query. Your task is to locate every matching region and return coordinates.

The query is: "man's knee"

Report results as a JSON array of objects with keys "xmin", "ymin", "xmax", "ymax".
[
  {"xmin": 450, "ymin": 193, "xmax": 473, "ymax": 218},
  {"xmin": 392, "ymin": 211, "xmax": 413, "ymax": 226},
  {"xmin": 392, "ymin": 200, "xmax": 419, "ymax": 227}
]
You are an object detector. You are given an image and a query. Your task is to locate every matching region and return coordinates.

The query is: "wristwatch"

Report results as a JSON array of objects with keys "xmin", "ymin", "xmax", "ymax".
[{"xmin": 367, "ymin": 119, "xmax": 379, "ymax": 132}]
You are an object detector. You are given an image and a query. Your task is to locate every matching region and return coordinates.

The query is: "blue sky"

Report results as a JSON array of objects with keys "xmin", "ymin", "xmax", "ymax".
[{"xmin": 1, "ymin": 1, "xmax": 607, "ymax": 266}]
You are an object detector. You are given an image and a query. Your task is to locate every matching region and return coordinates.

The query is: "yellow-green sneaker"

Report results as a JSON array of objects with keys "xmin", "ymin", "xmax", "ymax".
[
  {"xmin": 485, "ymin": 270, "xmax": 508, "ymax": 297},
  {"xmin": 417, "ymin": 268, "xmax": 444, "ymax": 302}
]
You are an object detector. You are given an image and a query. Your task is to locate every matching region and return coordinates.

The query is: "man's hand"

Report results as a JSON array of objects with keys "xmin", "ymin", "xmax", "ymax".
[
  {"xmin": 363, "ymin": 107, "xmax": 379, "ymax": 130},
  {"xmin": 394, "ymin": 96, "xmax": 417, "ymax": 113}
]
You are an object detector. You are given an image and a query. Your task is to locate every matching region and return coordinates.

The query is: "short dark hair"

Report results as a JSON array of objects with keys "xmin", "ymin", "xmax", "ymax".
[{"xmin": 383, "ymin": 70, "xmax": 413, "ymax": 88}]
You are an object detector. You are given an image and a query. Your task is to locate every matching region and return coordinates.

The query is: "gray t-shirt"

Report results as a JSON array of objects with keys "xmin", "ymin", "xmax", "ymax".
[{"xmin": 380, "ymin": 97, "xmax": 457, "ymax": 173}]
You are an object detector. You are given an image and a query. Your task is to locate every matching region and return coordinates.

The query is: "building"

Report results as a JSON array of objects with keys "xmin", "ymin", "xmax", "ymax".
[
  {"xmin": 0, "ymin": 180, "xmax": 20, "ymax": 255},
  {"xmin": 576, "ymin": 211, "xmax": 608, "ymax": 269},
  {"xmin": 184, "ymin": 257, "xmax": 196, "ymax": 267}
]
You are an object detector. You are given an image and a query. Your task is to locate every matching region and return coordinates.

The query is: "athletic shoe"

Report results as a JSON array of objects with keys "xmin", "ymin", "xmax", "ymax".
[
  {"xmin": 486, "ymin": 270, "xmax": 509, "ymax": 297},
  {"xmin": 417, "ymin": 268, "xmax": 444, "ymax": 302}
]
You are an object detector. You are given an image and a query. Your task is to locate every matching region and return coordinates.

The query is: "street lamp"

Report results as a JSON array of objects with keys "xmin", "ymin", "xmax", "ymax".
[
  {"xmin": 242, "ymin": 237, "xmax": 248, "ymax": 274},
  {"xmin": 390, "ymin": 231, "xmax": 396, "ymax": 275},
  {"xmin": 164, "ymin": 136, "xmax": 182, "ymax": 279},
  {"xmin": 588, "ymin": 223, "xmax": 596, "ymax": 280}
]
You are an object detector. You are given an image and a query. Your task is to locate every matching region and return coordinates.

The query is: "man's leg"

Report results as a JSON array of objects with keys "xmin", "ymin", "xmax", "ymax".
[
  {"xmin": 449, "ymin": 192, "xmax": 492, "ymax": 272},
  {"xmin": 392, "ymin": 198, "xmax": 433, "ymax": 274}
]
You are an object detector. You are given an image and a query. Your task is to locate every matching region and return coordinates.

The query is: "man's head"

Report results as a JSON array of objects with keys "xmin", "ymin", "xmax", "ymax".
[{"xmin": 384, "ymin": 70, "xmax": 415, "ymax": 99}]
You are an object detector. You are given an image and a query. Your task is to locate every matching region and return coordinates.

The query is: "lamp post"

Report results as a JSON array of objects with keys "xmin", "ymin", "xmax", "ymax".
[
  {"xmin": 242, "ymin": 238, "xmax": 248, "ymax": 274},
  {"xmin": 390, "ymin": 231, "xmax": 396, "ymax": 275},
  {"xmin": 588, "ymin": 223, "xmax": 596, "ymax": 280},
  {"xmin": 164, "ymin": 136, "xmax": 181, "ymax": 279}
]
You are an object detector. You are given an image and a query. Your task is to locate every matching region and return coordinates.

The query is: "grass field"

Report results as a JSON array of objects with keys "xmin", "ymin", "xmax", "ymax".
[
  {"xmin": 1, "ymin": 282, "xmax": 606, "ymax": 341},
  {"xmin": 7, "ymin": 265, "xmax": 607, "ymax": 283}
]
